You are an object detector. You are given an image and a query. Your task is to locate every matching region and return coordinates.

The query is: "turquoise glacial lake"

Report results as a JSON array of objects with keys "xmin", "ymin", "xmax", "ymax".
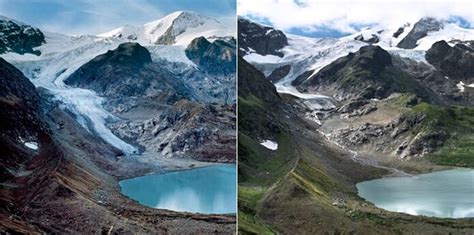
[
  {"xmin": 119, "ymin": 164, "xmax": 236, "ymax": 214},
  {"xmin": 356, "ymin": 168, "xmax": 474, "ymax": 218}
]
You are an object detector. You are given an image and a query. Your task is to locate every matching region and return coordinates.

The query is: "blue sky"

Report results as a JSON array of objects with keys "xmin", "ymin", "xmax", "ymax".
[
  {"xmin": 0, "ymin": 0, "xmax": 236, "ymax": 35},
  {"xmin": 238, "ymin": 0, "xmax": 473, "ymax": 38}
]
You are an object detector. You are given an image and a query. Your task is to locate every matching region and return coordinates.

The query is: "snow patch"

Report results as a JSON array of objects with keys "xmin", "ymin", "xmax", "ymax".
[
  {"xmin": 24, "ymin": 142, "xmax": 38, "ymax": 150},
  {"xmin": 19, "ymin": 137, "xmax": 38, "ymax": 150},
  {"xmin": 260, "ymin": 140, "xmax": 278, "ymax": 150},
  {"xmin": 243, "ymin": 53, "xmax": 282, "ymax": 64},
  {"xmin": 457, "ymin": 81, "xmax": 465, "ymax": 92},
  {"xmin": 456, "ymin": 81, "xmax": 474, "ymax": 92}
]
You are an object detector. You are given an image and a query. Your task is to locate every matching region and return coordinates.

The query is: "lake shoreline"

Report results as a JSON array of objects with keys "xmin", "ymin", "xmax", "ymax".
[
  {"xmin": 356, "ymin": 168, "xmax": 474, "ymax": 219},
  {"xmin": 119, "ymin": 164, "xmax": 237, "ymax": 214}
]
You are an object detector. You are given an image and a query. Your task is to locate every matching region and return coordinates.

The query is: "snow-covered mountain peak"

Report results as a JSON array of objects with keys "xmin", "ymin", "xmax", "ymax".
[
  {"xmin": 239, "ymin": 16, "xmax": 474, "ymax": 99},
  {"xmin": 98, "ymin": 11, "xmax": 232, "ymax": 46}
]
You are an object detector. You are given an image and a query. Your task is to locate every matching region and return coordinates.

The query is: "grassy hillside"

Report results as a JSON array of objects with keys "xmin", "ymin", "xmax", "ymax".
[{"xmin": 407, "ymin": 103, "xmax": 474, "ymax": 166}]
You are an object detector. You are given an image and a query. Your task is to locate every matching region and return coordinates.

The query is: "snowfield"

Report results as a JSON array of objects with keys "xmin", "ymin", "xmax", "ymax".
[{"xmin": 98, "ymin": 11, "xmax": 234, "ymax": 46}]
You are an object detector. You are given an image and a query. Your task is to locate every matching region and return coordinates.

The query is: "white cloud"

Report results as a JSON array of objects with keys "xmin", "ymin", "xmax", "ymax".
[{"xmin": 238, "ymin": 0, "xmax": 474, "ymax": 33}]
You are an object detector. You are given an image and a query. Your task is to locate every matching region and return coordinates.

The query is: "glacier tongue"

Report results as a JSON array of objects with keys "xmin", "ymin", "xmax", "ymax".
[
  {"xmin": 52, "ymin": 87, "xmax": 139, "ymax": 154},
  {"xmin": 4, "ymin": 33, "xmax": 142, "ymax": 154}
]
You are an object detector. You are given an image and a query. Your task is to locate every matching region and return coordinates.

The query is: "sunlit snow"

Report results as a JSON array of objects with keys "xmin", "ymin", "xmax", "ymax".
[
  {"xmin": 260, "ymin": 140, "xmax": 278, "ymax": 150},
  {"xmin": 24, "ymin": 142, "xmax": 38, "ymax": 150}
]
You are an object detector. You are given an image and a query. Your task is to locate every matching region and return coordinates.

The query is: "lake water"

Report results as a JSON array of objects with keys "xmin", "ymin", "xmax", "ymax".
[
  {"xmin": 356, "ymin": 168, "xmax": 474, "ymax": 218},
  {"xmin": 119, "ymin": 164, "xmax": 236, "ymax": 214}
]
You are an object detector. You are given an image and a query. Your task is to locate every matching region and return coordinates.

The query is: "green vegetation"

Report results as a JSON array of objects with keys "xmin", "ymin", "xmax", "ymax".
[
  {"xmin": 238, "ymin": 95, "xmax": 264, "ymax": 109},
  {"xmin": 238, "ymin": 186, "xmax": 275, "ymax": 234},
  {"xmin": 387, "ymin": 93, "xmax": 419, "ymax": 107},
  {"xmin": 431, "ymin": 136, "xmax": 474, "ymax": 167},
  {"xmin": 239, "ymin": 132, "xmax": 296, "ymax": 186},
  {"xmin": 408, "ymin": 103, "xmax": 474, "ymax": 167},
  {"xmin": 238, "ymin": 130, "xmax": 297, "ymax": 234}
]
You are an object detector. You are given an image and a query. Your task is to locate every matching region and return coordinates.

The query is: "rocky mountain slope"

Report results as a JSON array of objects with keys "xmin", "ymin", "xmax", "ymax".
[
  {"xmin": 186, "ymin": 36, "xmax": 236, "ymax": 76},
  {"xmin": 0, "ymin": 16, "xmax": 45, "ymax": 55},
  {"xmin": 425, "ymin": 40, "xmax": 474, "ymax": 82},
  {"xmin": 237, "ymin": 57, "xmax": 473, "ymax": 234},
  {"xmin": 65, "ymin": 42, "xmax": 190, "ymax": 99},
  {"xmin": 0, "ymin": 58, "xmax": 48, "ymax": 181},
  {"xmin": 293, "ymin": 45, "xmax": 440, "ymax": 103},
  {"xmin": 63, "ymin": 42, "xmax": 235, "ymax": 162},
  {"xmin": 238, "ymin": 17, "xmax": 288, "ymax": 57}
]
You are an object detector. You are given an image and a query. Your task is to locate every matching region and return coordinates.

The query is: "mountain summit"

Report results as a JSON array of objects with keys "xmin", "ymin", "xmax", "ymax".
[
  {"xmin": 98, "ymin": 11, "xmax": 233, "ymax": 46},
  {"xmin": 397, "ymin": 17, "xmax": 444, "ymax": 49},
  {"xmin": 0, "ymin": 15, "xmax": 45, "ymax": 55}
]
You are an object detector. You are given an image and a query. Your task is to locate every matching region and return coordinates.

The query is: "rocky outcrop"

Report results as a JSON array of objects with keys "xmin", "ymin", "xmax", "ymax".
[
  {"xmin": 392, "ymin": 27, "xmax": 404, "ymax": 38},
  {"xmin": 354, "ymin": 34, "xmax": 379, "ymax": 44},
  {"xmin": 109, "ymin": 100, "xmax": 236, "ymax": 162},
  {"xmin": 338, "ymin": 100, "xmax": 377, "ymax": 118},
  {"xmin": 238, "ymin": 17, "xmax": 288, "ymax": 57},
  {"xmin": 65, "ymin": 42, "xmax": 191, "ymax": 101},
  {"xmin": 397, "ymin": 17, "xmax": 443, "ymax": 49},
  {"xmin": 268, "ymin": 64, "xmax": 291, "ymax": 82},
  {"xmin": 0, "ymin": 16, "xmax": 45, "ymax": 55},
  {"xmin": 426, "ymin": 40, "xmax": 474, "ymax": 82},
  {"xmin": 294, "ymin": 45, "xmax": 438, "ymax": 102},
  {"xmin": 397, "ymin": 130, "xmax": 449, "ymax": 158},
  {"xmin": 185, "ymin": 37, "xmax": 236, "ymax": 75}
]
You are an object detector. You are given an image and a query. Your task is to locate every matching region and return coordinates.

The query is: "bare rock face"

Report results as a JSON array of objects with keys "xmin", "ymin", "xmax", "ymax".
[
  {"xmin": 65, "ymin": 42, "xmax": 192, "ymax": 101},
  {"xmin": 354, "ymin": 34, "xmax": 380, "ymax": 44},
  {"xmin": 398, "ymin": 130, "xmax": 449, "ymax": 158},
  {"xmin": 397, "ymin": 17, "xmax": 444, "ymax": 49},
  {"xmin": 0, "ymin": 16, "xmax": 45, "ymax": 55},
  {"xmin": 109, "ymin": 100, "xmax": 236, "ymax": 162},
  {"xmin": 268, "ymin": 64, "xmax": 291, "ymax": 82},
  {"xmin": 426, "ymin": 40, "xmax": 474, "ymax": 82},
  {"xmin": 238, "ymin": 17, "xmax": 288, "ymax": 57},
  {"xmin": 185, "ymin": 36, "xmax": 236, "ymax": 76}
]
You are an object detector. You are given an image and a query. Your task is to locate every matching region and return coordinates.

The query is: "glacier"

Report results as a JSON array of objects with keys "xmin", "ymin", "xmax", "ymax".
[{"xmin": 2, "ymin": 11, "xmax": 234, "ymax": 155}]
